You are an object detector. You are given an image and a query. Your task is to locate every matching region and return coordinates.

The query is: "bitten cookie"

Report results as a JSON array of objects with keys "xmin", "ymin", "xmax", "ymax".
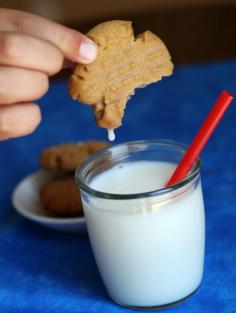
[
  {"xmin": 40, "ymin": 141, "xmax": 108, "ymax": 172},
  {"xmin": 69, "ymin": 20, "xmax": 173, "ymax": 129},
  {"xmin": 40, "ymin": 177, "xmax": 83, "ymax": 217}
]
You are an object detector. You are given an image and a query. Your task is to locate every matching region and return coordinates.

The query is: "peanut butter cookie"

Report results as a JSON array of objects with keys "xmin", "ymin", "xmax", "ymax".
[
  {"xmin": 40, "ymin": 176, "xmax": 83, "ymax": 217},
  {"xmin": 40, "ymin": 141, "xmax": 108, "ymax": 172},
  {"xmin": 69, "ymin": 20, "xmax": 173, "ymax": 129}
]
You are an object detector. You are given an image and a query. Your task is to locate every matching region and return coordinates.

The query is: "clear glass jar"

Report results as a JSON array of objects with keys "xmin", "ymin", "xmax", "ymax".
[{"xmin": 76, "ymin": 140, "xmax": 205, "ymax": 310}]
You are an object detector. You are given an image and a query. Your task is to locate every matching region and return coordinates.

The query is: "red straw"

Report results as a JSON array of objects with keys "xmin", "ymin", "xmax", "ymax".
[{"xmin": 166, "ymin": 90, "xmax": 234, "ymax": 187}]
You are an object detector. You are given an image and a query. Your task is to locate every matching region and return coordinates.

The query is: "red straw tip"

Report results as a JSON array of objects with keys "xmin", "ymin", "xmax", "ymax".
[
  {"xmin": 166, "ymin": 90, "xmax": 234, "ymax": 187},
  {"xmin": 221, "ymin": 90, "xmax": 234, "ymax": 100}
]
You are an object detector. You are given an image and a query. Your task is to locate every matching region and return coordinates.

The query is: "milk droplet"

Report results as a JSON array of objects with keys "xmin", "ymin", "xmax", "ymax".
[{"xmin": 107, "ymin": 129, "xmax": 115, "ymax": 141}]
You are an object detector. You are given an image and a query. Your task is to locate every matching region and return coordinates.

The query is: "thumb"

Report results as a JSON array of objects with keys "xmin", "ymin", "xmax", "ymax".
[{"xmin": 0, "ymin": 8, "xmax": 98, "ymax": 64}]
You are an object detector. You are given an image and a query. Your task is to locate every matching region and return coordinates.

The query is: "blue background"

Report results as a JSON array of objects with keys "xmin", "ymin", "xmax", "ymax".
[{"xmin": 0, "ymin": 60, "xmax": 236, "ymax": 313}]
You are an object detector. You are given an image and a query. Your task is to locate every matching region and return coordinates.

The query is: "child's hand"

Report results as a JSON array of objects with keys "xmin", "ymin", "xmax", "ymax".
[{"xmin": 0, "ymin": 8, "xmax": 98, "ymax": 140}]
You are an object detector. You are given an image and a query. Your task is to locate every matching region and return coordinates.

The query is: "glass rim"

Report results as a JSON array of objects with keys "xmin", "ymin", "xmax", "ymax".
[{"xmin": 75, "ymin": 139, "xmax": 201, "ymax": 200}]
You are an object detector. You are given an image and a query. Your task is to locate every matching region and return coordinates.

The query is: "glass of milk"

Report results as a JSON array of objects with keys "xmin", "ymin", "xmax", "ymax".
[{"xmin": 75, "ymin": 140, "xmax": 205, "ymax": 310}]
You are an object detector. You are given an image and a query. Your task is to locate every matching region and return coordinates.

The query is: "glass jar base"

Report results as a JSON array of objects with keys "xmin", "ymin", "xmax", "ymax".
[{"xmin": 111, "ymin": 287, "xmax": 199, "ymax": 311}]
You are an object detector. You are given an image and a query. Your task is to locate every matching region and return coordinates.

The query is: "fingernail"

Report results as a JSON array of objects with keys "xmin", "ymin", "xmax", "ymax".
[{"xmin": 78, "ymin": 40, "xmax": 98, "ymax": 63}]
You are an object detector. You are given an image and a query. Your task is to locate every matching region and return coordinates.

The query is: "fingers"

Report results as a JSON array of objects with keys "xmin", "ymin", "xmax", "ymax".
[
  {"xmin": 0, "ymin": 8, "xmax": 99, "ymax": 140},
  {"xmin": 0, "ymin": 8, "xmax": 98, "ymax": 64},
  {"xmin": 0, "ymin": 32, "xmax": 64, "ymax": 75},
  {"xmin": 62, "ymin": 59, "xmax": 73, "ymax": 69},
  {"xmin": 0, "ymin": 66, "xmax": 49, "ymax": 105},
  {"xmin": 0, "ymin": 103, "xmax": 41, "ymax": 140}
]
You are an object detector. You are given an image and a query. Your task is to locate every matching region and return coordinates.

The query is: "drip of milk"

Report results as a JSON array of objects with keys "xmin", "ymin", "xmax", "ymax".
[
  {"xmin": 82, "ymin": 161, "xmax": 205, "ymax": 307},
  {"xmin": 107, "ymin": 129, "xmax": 115, "ymax": 141}
]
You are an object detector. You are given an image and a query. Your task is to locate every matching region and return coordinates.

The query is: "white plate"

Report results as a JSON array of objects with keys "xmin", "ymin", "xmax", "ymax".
[{"xmin": 12, "ymin": 170, "xmax": 86, "ymax": 232}]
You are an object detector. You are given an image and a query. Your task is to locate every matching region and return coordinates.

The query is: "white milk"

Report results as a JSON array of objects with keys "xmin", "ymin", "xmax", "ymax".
[
  {"xmin": 107, "ymin": 129, "xmax": 115, "ymax": 141},
  {"xmin": 82, "ymin": 161, "xmax": 205, "ymax": 307}
]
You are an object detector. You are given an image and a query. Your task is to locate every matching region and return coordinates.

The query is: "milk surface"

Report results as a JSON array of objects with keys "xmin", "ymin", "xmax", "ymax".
[
  {"xmin": 82, "ymin": 161, "xmax": 205, "ymax": 307},
  {"xmin": 90, "ymin": 161, "xmax": 176, "ymax": 195}
]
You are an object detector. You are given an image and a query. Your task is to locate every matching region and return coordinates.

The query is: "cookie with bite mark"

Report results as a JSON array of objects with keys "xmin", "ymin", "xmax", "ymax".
[{"xmin": 69, "ymin": 20, "xmax": 173, "ymax": 129}]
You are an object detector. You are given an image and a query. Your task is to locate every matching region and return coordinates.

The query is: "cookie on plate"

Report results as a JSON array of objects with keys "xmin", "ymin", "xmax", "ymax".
[
  {"xmin": 86, "ymin": 140, "xmax": 109, "ymax": 154},
  {"xmin": 40, "ymin": 176, "xmax": 83, "ymax": 217},
  {"xmin": 69, "ymin": 20, "xmax": 173, "ymax": 129},
  {"xmin": 40, "ymin": 141, "xmax": 108, "ymax": 172}
]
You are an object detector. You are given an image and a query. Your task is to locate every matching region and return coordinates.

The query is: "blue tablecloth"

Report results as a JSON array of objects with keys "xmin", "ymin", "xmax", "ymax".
[{"xmin": 0, "ymin": 60, "xmax": 236, "ymax": 313}]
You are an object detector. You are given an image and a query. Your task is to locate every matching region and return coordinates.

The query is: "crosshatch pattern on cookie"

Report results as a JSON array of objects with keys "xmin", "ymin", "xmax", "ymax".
[{"xmin": 69, "ymin": 20, "xmax": 174, "ymax": 129}]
